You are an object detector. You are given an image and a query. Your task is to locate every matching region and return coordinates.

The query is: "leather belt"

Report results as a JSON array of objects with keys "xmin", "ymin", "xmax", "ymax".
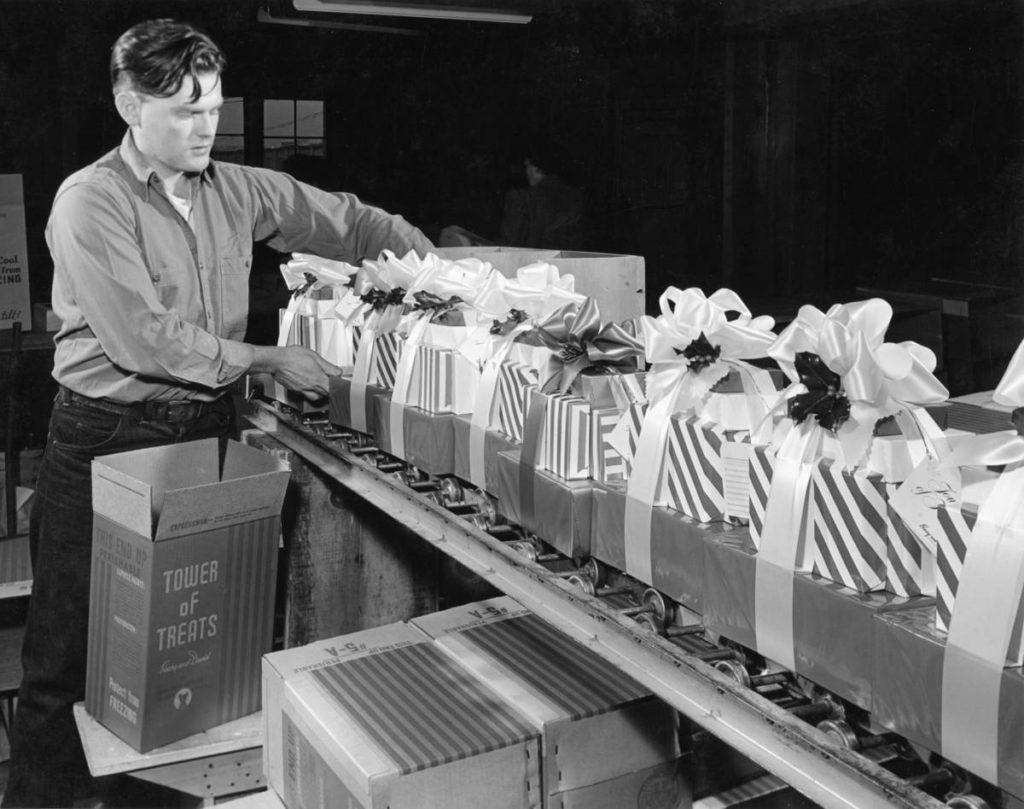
[{"xmin": 56, "ymin": 386, "xmax": 230, "ymax": 424}]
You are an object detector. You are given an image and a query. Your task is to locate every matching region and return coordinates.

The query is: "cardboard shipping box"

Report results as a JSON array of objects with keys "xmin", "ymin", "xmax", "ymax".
[
  {"xmin": 263, "ymin": 622, "xmax": 542, "ymax": 809},
  {"xmin": 411, "ymin": 597, "xmax": 687, "ymax": 809},
  {"xmin": 435, "ymin": 247, "xmax": 644, "ymax": 325},
  {"xmin": 85, "ymin": 438, "xmax": 289, "ymax": 752}
]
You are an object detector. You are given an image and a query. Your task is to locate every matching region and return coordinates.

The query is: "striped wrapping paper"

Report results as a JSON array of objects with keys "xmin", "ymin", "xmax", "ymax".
[
  {"xmin": 494, "ymin": 361, "xmax": 538, "ymax": 442},
  {"xmin": 415, "ymin": 344, "xmax": 453, "ymax": 414},
  {"xmin": 309, "ymin": 642, "xmax": 537, "ymax": 774},
  {"xmin": 525, "ymin": 388, "xmax": 592, "ymax": 480},
  {"xmin": 368, "ymin": 331, "xmax": 403, "ymax": 389},
  {"xmin": 935, "ymin": 505, "xmax": 977, "ymax": 634},
  {"xmin": 350, "ymin": 325, "xmax": 362, "ymax": 361},
  {"xmin": 884, "ymin": 494, "xmax": 936, "ymax": 598},
  {"xmin": 266, "ymin": 622, "xmax": 542, "ymax": 809},
  {"xmin": 747, "ymin": 444, "xmax": 775, "ymax": 549},
  {"xmin": 591, "ymin": 406, "xmax": 641, "ymax": 483},
  {"xmin": 280, "ymin": 309, "xmax": 362, "ymax": 368},
  {"xmin": 605, "ymin": 401, "xmax": 644, "ymax": 472},
  {"xmin": 658, "ymin": 416, "xmax": 727, "ymax": 523},
  {"xmin": 809, "ymin": 459, "xmax": 888, "ymax": 593},
  {"xmin": 411, "ymin": 597, "xmax": 681, "ymax": 802},
  {"xmin": 544, "ymin": 394, "xmax": 592, "ymax": 480}
]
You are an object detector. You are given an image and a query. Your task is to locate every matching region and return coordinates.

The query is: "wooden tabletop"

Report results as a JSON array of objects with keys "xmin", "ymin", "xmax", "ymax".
[{"xmin": 72, "ymin": 704, "xmax": 262, "ymax": 777}]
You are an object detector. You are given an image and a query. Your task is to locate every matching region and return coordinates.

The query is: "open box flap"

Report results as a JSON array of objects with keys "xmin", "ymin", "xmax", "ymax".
[
  {"xmin": 155, "ymin": 469, "xmax": 289, "ymax": 540},
  {"xmin": 92, "ymin": 438, "xmax": 221, "ymax": 535}
]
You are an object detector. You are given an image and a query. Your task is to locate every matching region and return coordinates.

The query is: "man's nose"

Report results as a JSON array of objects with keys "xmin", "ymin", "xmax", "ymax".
[{"xmin": 195, "ymin": 113, "xmax": 217, "ymax": 137}]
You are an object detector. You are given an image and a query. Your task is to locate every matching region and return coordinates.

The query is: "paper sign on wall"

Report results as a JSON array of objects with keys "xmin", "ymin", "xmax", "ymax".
[{"xmin": 0, "ymin": 175, "xmax": 31, "ymax": 330}]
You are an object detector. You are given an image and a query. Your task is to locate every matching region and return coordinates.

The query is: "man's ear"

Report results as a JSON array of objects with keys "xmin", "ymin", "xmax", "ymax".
[{"xmin": 114, "ymin": 91, "xmax": 141, "ymax": 127}]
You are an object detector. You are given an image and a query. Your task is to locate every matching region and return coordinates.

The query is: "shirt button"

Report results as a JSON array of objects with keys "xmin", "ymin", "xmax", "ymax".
[{"xmin": 198, "ymin": 263, "xmax": 205, "ymax": 271}]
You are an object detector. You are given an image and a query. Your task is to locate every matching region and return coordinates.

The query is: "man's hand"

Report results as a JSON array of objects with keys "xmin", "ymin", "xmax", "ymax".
[{"xmin": 250, "ymin": 345, "xmax": 342, "ymax": 401}]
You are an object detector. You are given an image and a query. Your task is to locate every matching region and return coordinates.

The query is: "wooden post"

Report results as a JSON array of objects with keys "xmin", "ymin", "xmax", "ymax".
[{"xmin": 244, "ymin": 432, "xmax": 441, "ymax": 648}]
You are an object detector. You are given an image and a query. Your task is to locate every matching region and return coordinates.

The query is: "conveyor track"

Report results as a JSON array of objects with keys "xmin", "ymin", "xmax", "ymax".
[{"xmin": 246, "ymin": 399, "xmax": 947, "ymax": 809}]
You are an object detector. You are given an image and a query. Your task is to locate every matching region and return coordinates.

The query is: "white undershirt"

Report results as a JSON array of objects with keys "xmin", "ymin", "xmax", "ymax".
[{"xmin": 161, "ymin": 175, "xmax": 193, "ymax": 221}]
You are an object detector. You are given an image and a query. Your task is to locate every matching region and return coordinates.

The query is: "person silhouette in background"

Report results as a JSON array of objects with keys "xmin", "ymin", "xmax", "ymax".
[
  {"xmin": 439, "ymin": 139, "xmax": 585, "ymax": 250},
  {"xmin": 499, "ymin": 141, "xmax": 585, "ymax": 249}
]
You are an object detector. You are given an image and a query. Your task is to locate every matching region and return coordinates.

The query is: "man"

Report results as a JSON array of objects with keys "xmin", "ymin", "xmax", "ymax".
[
  {"xmin": 2, "ymin": 19, "xmax": 431, "ymax": 808},
  {"xmin": 498, "ymin": 142, "xmax": 584, "ymax": 249}
]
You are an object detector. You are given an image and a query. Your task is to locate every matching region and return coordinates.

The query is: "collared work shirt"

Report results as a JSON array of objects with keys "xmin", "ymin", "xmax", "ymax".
[{"xmin": 46, "ymin": 130, "xmax": 432, "ymax": 402}]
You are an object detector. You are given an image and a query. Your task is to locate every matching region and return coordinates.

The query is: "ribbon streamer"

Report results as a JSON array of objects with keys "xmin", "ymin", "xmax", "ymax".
[{"xmin": 939, "ymin": 349, "xmax": 1024, "ymax": 783}]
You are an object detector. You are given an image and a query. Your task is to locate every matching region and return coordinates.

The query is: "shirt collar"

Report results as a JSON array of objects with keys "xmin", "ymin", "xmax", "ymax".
[{"xmin": 118, "ymin": 129, "xmax": 217, "ymax": 194}]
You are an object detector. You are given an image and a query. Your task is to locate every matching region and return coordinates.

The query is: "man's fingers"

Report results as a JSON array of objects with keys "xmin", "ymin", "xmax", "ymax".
[{"xmin": 315, "ymin": 354, "xmax": 343, "ymax": 376}]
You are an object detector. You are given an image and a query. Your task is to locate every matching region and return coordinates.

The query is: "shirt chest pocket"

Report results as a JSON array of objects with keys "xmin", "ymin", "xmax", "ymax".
[
  {"xmin": 149, "ymin": 264, "xmax": 202, "ymax": 322},
  {"xmin": 219, "ymin": 254, "xmax": 252, "ymax": 341}
]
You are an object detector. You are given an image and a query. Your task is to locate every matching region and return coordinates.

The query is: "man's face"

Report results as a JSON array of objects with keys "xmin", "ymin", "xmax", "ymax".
[{"xmin": 133, "ymin": 71, "xmax": 222, "ymax": 178}]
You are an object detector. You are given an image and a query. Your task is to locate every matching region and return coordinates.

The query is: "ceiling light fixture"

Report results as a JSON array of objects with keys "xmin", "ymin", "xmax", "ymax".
[
  {"xmin": 292, "ymin": 0, "xmax": 532, "ymax": 24},
  {"xmin": 257, "ymin": 6, "xmax": 424, "ymax": 36}
]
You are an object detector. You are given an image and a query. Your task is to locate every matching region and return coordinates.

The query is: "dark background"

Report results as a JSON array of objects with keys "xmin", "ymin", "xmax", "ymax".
[{"xmin": 2, "ymin": 0, "xmax": 1024, "ymax": 355}]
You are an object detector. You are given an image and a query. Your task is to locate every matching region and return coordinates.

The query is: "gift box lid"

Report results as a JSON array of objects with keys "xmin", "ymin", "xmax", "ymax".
[
  {"xmin": 411, "ymin": 597, "xmax": 651, "ymax": 723},
  {"xmin": 269, "ymin": 622, "xmax": 538, "ymax": 793},
  {"xmin": 945, "ymin": 391, "xmax": 1016, "ymax": 434},
  {"xmin": 91, "ymin": 438, "xmax": 290, "ymax": 541}
]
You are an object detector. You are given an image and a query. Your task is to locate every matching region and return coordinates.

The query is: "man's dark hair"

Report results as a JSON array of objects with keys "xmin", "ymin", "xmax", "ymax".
[{"xmin": 111, "ymin": 19, "xmax": 225, "ymax": 102}]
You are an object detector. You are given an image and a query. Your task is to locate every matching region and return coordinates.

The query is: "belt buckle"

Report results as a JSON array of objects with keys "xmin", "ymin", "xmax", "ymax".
[{"xmin": 165, "ymin": 401, "xmax": 193, "ymax": 423}]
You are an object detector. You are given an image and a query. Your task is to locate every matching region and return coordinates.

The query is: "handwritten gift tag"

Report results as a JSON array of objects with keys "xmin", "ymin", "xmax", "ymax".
[{"xmin": 889, "ymin": 456, "xmax": 963, "ymax": 554}]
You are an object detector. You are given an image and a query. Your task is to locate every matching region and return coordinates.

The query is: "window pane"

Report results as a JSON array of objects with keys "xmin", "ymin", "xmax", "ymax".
[
  {"xmin": 218, "ymin": 97, "xmax": 244, "ymax": 135},
  {"xmin": 297, "ymin": 138, "xmax": 326, "ymax": 157},
  {"xmin": 264, "ymin": 100, "xmax": 294, "ymax": 138},
  {"xmin": 296, "ymin": 100, "xmax": 324, "ymax": 138},
  {"xmin": 264, "ymin": 138, "xmax": 296, "ymax": 171},
  {"xmin": 212, "ymin": 135, "xmax": 245, "ymax": 164}
]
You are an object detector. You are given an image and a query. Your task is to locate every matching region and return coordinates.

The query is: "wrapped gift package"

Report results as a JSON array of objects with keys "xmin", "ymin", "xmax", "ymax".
[
  {"xmin": 434, "ymin": 247, "xmax": 645, "ymax": 325},
  {"xmin": 808, "ymin": 459, "xmax": 890, "ymax": 594},
  {"xmin": 872, "ymin": 607, "xmax": 1024, "ymax": 800},
  {"xmin": 524, "ymin": 373, "xmax": 644, "ymax": 483},
  {"xmin": 884, "ymin": 495, "xmax": 935, "ymax": 598},
  {"xmin": 86, "ymin": 439, "xmax": 289, "ymax": 752},
  {"xmin": 591, "ymin": 482, "xmax": 725, "ymax": 612},
  {"xmin": 746, "ymin": 444, "xmax": 775, "ymax": 548},
  {"xmin": 943, "ymin": 391, "xmax": 1016, "ymax": 434},
  {"xmin": 278, "ymin": 300, "xmax": 360, "ymax": 368},
  {"xmin": 413, "ymin": 344, "xmax": 477, "ymax": 415},
  {"xmin": 411, "ymin": 597, "xmax": 684, "ymax": 809},
  {"xmin": 263, "ymin": 622, "xmax": 542, "ymax": 809},
  {"xmin": 453, "ymin": 415, "xmax": 518, "ymax": 496},
  {"xmin": 367, "ymin": 331, "xmax": 404, "ymax": 390},
  {"xmin": 373, "ymin": 395, "xmax": 457, "ymax": 477},
  {"xmin": 925, "ymin": 467, "xmax": 1024, "ymax": 661},
  {"xmin": 601, "ymin": 401, "xmax": 644, "ymax": 484},
  {"xmin": 701, "ymin": 526, "xmax": 929, "ymax": 710},
  {"xmin": 494, "ymin": 450, "xmax": 593, "ymax": 560},
  {"xmin": 251, "ymin": 372, "xmax": 329, "ymax": 415},
  {"xmin": 527, "ymin": 389, "xmax": 593, "ymax": 481},
  {"xmin": 328, "ymin": 375, "xmax": 386, "ymax": 435},
  {"xmin": 657, "ymin": 415, "xmax": 734, "ymax": 523},
  {"xmin": 495, "ymin": 361, "xmax": 540, "ymax": 442}
]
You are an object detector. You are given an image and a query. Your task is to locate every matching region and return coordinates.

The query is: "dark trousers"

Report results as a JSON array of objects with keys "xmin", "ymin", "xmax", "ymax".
[{"xmin": 2, "ymin": 388, "xmax": 235, "ymax": 808}]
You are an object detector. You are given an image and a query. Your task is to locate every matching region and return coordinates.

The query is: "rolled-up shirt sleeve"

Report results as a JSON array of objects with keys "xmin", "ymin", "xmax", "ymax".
[
  {"xmin": 48, "ymin": 182, "xmax": 254, "ymax": 390},
  {"xmin": 245, "ymin": 168, "xmax": 434, "ymax": 261}
]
